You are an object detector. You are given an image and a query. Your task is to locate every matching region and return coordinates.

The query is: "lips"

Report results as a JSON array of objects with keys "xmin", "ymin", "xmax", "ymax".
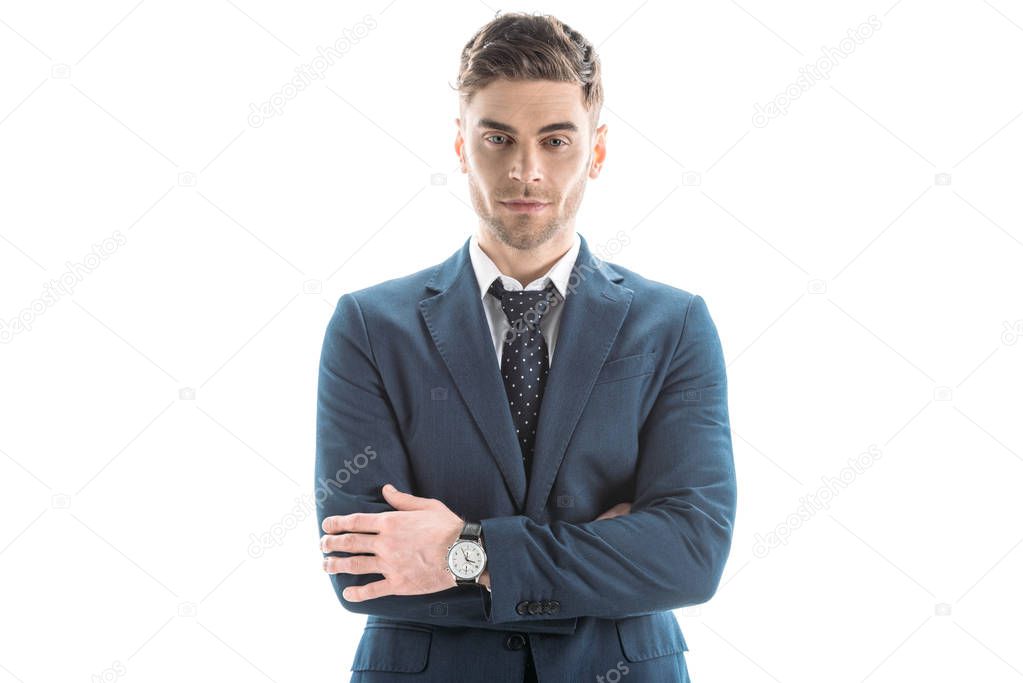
[{"xmin": 499, "ymin": 200, "xmax": 550, "ymax": 213}]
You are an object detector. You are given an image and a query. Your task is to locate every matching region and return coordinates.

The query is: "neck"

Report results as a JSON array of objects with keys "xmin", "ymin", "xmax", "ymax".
[{"xmin": 476, "ymin": 228, "xmax": 575, "ymax": 287}]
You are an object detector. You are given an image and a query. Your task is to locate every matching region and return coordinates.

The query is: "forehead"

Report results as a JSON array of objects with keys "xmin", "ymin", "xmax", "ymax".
[{"xmin": 466, "ymin": 79, "xmax": 586, "ymax": 130}]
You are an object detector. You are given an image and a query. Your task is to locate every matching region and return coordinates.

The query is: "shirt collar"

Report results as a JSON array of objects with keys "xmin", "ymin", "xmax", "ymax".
[{"xmin": 469, "ymin": 231, "xmax": 581, "ymax": 300}]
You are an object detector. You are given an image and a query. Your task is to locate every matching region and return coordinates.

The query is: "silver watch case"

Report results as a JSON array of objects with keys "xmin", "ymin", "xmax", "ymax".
[{"xmin": 446, "ymin": 539, "xmax": 487, "ymax": 580}]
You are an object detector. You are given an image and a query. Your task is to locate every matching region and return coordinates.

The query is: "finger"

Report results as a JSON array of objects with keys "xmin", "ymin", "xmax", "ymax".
[
  {"xmin": 381, "ymin": 483, "xmax": 435, "ymax": 511},
  {"xmin": 321, "ymin": 532, "xmax": 377, "ymax": 554},
  {"xmin": 594, "ymin": 502, "xmax": 630, "ymax": 521},
  {"xmin": 343, "ymin": 578, "xmax": 394, "ymax": 602},
  {"xmin": 323, "ymin": 554, "xmax": 381, "ymax": 576},
  {"xmin": 322, "ymin": 512, "xmax": 384, "ymax": 535}
]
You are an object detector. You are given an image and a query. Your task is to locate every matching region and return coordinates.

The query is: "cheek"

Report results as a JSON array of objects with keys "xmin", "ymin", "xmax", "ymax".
[
  {"xmin": 467, "ymin": 149, "xmax": 501, "ymax": 182},
  {"xmin": 550, "ymin": 151, "xmax": 588, "ymax": 179},
  {"xmin": 550, "ymin": 161, "xmax": 588, "ymax": 196},
  {"xmin": 467, "ymin": 142, "xmax": 497, "ymax": 169}
]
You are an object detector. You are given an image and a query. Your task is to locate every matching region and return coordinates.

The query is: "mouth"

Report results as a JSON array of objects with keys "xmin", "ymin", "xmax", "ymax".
[{"xmin": 499, "ymin": 200, "xmax": 549, "ymax": 213}]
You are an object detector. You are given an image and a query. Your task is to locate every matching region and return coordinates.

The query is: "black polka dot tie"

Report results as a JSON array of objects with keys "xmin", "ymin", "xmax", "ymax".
[{"xmin": 487, "ymin": 277, "xmax": 562, "ymax": 485}]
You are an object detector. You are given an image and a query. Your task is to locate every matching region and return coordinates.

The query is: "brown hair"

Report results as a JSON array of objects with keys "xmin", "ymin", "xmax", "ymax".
[{"xmin": 453, "ymin": 12, "xmax": 603, "ymax": 130}]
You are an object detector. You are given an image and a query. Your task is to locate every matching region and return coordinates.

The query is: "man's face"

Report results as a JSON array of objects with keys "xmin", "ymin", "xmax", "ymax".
[{"xmin": 454, "ymin": 79, "xmax": 607, "ymax": 251}]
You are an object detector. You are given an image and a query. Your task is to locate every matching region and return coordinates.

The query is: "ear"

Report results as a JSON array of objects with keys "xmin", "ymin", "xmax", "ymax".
[
  {"xmin": 454, "ymin": 117, "xmax": 468, "ymax": 173},
  {"xmin": 588, "ymin": 123, "xmax": 607, "ymax": 180}
]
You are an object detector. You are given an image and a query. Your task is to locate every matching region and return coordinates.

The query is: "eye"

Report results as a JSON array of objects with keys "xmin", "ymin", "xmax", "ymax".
[
  {"xmin": 547, "ymin": 138, "xmax": 569, "ymax": 147},
  {"xmin": 485, "ymin": 134, "xmax": 509, "ymax": 145}
]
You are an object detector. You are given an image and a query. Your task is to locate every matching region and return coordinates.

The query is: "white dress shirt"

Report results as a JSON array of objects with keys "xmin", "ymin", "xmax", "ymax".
[{"xmin": 468, "ymin": 231, "xmax": 581, "ymax": 368}]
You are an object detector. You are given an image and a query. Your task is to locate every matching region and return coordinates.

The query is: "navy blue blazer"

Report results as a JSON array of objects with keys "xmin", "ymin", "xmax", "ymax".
[{"xmin": 315, "ymin": 233, "xmax": 737, "ymax": 682}]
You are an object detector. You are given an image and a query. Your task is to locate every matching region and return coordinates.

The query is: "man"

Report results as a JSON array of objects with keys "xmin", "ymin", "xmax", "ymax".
[{"xmin": 315, "ymin": 12, "xmax": 736, "ymax": 682}]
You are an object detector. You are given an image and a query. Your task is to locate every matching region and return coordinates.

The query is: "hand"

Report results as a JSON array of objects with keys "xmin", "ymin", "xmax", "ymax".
[
  {"xmin": 320, "ymin": 484, "xmax": 464, "ymax": 602},
  {"xmin": 593, "ymin": 501, "xmax": 632, "ymax": 521}
]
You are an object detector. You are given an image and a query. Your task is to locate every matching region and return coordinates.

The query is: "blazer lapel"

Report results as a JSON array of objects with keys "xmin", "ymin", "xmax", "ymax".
[
  {"xmin": 418, "ymin": 234, "xmax": 632, "ymax": 516},
  {"xmin": 419, "ymin": 238, "xmax": 528, "ymax": 509},
  {"xmin": 525, "ymin": 235, "xmax": 632, "ymax": 516}
]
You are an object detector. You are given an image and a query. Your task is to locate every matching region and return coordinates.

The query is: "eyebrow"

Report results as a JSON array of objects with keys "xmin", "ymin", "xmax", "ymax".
[{"xmin": 477, "ymin": 118, "xmax": 579, "ymax": 135}]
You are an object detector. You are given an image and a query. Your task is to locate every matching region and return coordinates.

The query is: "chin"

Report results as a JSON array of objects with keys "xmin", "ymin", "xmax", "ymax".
[{"xmin": 494, "ymin": 221, "xmax": 562, "ymax": 251}]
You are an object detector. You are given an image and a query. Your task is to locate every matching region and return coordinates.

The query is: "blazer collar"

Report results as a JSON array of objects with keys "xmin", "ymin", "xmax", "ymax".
[{"xmin": 419, "ymin": 233, "xmax": 632, "ymax": 515}]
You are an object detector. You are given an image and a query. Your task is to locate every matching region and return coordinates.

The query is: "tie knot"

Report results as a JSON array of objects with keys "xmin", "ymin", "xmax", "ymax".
[{"xmin": 488, "ymin": 278, "xmax": 561, "ymax": 327}]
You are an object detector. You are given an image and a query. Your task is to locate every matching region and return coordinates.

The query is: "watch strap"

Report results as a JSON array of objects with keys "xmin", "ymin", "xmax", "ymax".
[
  {"xmin": 459, "ymin": 520, "xmax": 482, "ymax": 541},
  {"xmin": 454, "ymin": 520, "xmax": 485, "ymax": 587}
]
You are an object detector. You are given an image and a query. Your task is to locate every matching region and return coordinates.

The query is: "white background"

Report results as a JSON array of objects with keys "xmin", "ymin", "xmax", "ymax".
[{"xmin": 1, "ymin": 1, "xmax": 1022, "ymax": 681}]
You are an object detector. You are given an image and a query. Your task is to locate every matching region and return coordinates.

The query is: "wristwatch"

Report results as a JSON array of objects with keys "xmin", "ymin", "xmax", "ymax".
[{"xmin": 445, "ymin": 520, "xmax": 487, "ymax": 587}]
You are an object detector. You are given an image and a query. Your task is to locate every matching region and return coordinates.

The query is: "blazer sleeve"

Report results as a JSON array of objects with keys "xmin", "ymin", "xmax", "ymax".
[
  {"xmin": 479, "ymin": 294, "xmax": 737, "ymax": 622},
  {"xmin": 315, "ymin": 293, "xmax": 578, "ymax": 634}
]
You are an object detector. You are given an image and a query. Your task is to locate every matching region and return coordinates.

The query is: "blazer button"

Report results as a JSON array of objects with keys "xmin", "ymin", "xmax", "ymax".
[
  {"xmin": 516, "ymin": 600, "xmax": 531, "ymax": 616},
  {"xmin": 527, "ymin": 601, "xmax": 542, "ymax": 615},
  {"xmin": 505, "ymin": 633, "xmax": 527, "ymax": 650},
  {"xmin": 548, "ymin": 600, "xmax": 560, "ymax": 614}
]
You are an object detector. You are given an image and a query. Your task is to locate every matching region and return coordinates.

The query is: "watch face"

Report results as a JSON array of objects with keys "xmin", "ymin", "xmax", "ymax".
[{"xmin": 447, "ymin": 540, "xmax": 486, "ymax": 579}]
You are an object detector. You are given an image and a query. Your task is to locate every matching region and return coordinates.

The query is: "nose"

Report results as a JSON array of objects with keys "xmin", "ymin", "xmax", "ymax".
[{"xmin": 509, "ymin": 144, "xmax": 543, "ymax": 184}]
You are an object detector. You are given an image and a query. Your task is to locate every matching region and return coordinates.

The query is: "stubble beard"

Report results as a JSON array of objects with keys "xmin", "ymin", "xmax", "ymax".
[{"xmin": 468, "ymin": 171, "xmax": 588, "ymax": 252}]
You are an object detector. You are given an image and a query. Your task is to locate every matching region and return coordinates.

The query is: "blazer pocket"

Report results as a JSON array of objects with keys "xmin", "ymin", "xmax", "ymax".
[
  {"xmin": 593, "ymin": 352, "xmax": 657, "ymax": 385},
  {"xmin": 616, "ymin": 611, "xmax": 688, "ymax": 662},
  {"xmin": 351, "ymin": 624, "xmax": 432, "ymax": 673}
]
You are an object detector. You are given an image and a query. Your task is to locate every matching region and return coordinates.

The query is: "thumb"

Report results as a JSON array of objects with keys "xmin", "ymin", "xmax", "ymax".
[{"xmin": 381, "ymin": 483, "xmax": 432, "ymax": 510}]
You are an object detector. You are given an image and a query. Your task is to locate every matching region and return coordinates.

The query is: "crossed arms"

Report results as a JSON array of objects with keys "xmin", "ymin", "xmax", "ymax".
[{"xmin": 314, "ymin": 292, "xmax": 736, "ymax": 632}]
